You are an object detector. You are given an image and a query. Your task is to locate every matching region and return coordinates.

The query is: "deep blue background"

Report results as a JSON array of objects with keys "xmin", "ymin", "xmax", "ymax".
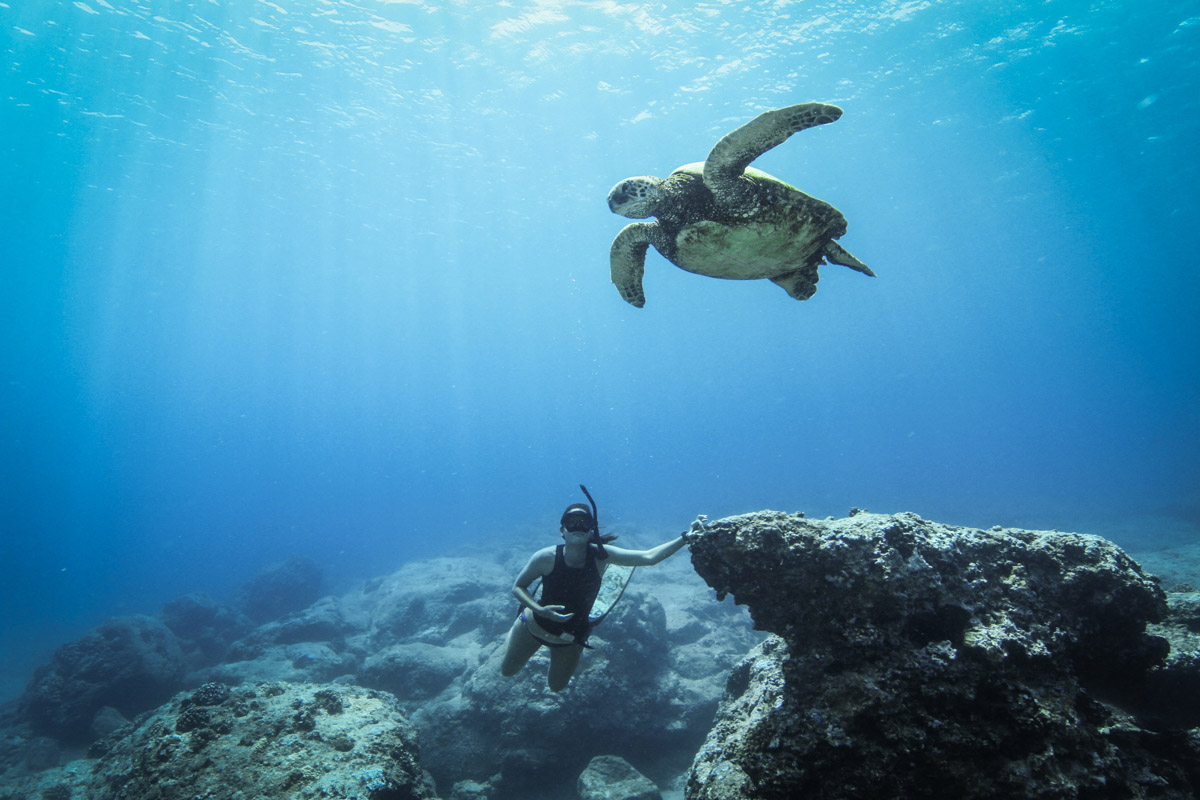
[{"xmin": 2, "ymin": 0, "xmax": 1197, "ymax": 700}]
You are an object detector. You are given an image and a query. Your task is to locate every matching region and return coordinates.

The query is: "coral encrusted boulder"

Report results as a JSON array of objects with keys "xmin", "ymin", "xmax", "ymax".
[
  {"xmin": 684, "ymin": 510, "xmax": 1200, "ymax": 800},
  {"xmin": 18, "ymin": 614, "xmax": 186, "ymax": 743},
  {"xmin": 3, "ymin": 681, "xmax": 439, "ymax": 800}
]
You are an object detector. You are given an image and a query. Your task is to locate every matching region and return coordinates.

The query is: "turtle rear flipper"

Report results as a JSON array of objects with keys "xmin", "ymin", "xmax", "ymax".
[
  {"xmin": 770, "ymin": 267, "xmax": 819, "ymax": 301},
  {"xmin": 703, "ymin": 102, "xmax": 843, "ymax": 195},
  {"xmin": 824, "ymin": 240, "xmax": 875, "ymax": 277}
]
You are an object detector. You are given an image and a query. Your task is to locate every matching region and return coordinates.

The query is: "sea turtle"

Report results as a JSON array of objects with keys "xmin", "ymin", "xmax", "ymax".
[{"xmin": 606, "ymin": 102, "xmax": 874, "ymax": 307}]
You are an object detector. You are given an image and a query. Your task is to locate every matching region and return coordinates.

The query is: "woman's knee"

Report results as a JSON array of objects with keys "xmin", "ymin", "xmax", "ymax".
[{"xmin": 547, "ymin": 649, "xmax": 582, "ymax": 691}]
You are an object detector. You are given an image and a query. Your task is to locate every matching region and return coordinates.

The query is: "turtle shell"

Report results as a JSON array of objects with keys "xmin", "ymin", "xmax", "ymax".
[{"xmin": 661, "ymin": 164, "xmax": 848, "ymax": 281}]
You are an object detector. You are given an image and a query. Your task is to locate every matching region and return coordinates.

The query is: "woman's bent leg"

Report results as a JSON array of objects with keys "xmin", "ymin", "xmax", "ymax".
[
  {"xmin": 546, "ymin": 645, "xmax": 583, "ymax": 692},
  {"xmin": 500, "ymin": 617, "xmax": 541, "ymax": 677}
]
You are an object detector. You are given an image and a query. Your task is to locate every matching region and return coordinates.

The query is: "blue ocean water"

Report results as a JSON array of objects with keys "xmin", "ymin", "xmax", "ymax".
[{"xmin": 1, "ymin": 0, "xmax": 1197, "ymax": 701}]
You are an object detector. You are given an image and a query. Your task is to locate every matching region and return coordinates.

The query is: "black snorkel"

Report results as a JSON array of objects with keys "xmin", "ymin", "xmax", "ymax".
[
  {"xmin": 578, "ymin": 484, "xmax": 615, "ymax": 555},
  {"xmin": 579, "ymin": 484, "xmax": 599, "ymax": 535}
]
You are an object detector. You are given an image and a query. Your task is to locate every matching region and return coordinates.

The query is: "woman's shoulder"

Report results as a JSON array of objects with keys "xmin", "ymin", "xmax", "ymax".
[{"xmin": 530, "ymin": 545, "xmax": 558, "ymax": 566}]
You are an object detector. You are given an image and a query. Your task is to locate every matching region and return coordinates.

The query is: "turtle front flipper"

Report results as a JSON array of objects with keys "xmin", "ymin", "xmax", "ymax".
[
  {"xmin": 704, "ymin": 103, "xmax": 843, "ymax": 196},
  {"xmin": 610, "ymin": 222, "xmax": 667, "ymax": 308},
  {"xmin": 824, "ymin": 240, "xmax": 876, "ymax": 277}
]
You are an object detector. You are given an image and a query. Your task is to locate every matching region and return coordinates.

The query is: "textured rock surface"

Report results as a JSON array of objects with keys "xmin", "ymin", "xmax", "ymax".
[
  {"xmin": 17, "ymin": 615, "xmax": 186, "ymax": 743},
  {"xmin": 0, "ymin": 681, "xmax": 438, "ymax": 800},
  {"xmin": 160, "ymin": 592, "xmax": 252, "ymax": 669},
  {"xmin": 685, "ymin": 510, "xmax": 1200, "ymax": 800},
  {"xmin": 236, "ymin": 555, "xmax": 324, "ymax": 623},
  {"xmin": 579, "ymin": 754, "xmax": 664, "ymax": 800},
  {"xmin": 361, "ymin": 557, "xmax": 515, "ymax": 649},
  {"xmin": 1144, "ymin": 591, "xmax": 1200, "ymax": 729}
]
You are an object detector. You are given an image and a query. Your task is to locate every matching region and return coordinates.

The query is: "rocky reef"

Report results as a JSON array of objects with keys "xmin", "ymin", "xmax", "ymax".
[
  {"xmin": 3, "ymin": 512, "xmax": 1198, "ymax": 800},
  {"xmin": 0, "ymin": 534, "xmax": 760, "ymax": 800},
  {"xmin": 685, "ymin": 510, "xmax": 1200, "ymax": 799}
]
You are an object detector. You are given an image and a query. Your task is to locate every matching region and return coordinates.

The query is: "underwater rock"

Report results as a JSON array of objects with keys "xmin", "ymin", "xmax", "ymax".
[
  {"xmin": 0, "ymin": 727, "xmax": 62, "ymax": 780},
  {"xmin": 18, "ymin": 614, "xmax": 185, "ymax": 743},
  {"xmin": 236, "ymin": 555, "xmax": 324, "ymax": 624},
  {"xmin": 685, "ymin": 510, "xmax": 1200, "ymax": 800},
  {"xmin": 160, "ymin": 592, "xmax": 252, "ymax": 668},
  {"xmin": 1143, "ymin": 592, "xmax": 1200, "ymax": 729},
  {"xmin": 361, "ymin": 642, "xmax": 477, "ymax": 700},
  {"xmin": 0, "ymin": 682, "xmax": 440, "ymax": 800},
  {"xmin": 449, "ymin": 777, "xmax": 497, "ymax": 800},
  {"xmin": 88, "ymin": 705, "xmax": 129, "ymax": 740},
  {"xmin": 362, "ymin": 557, "xmax": 514, "ymax": 649},
  {"xmin": 578, "ymin": 754, "xmax": 663, "ymax": 800},
  {"xmin": 193, "ymin": 641, "xmax": 358, "ymax": 687},
  {"xmin": 223, "ymin": 595, "xmax": 352, "ymax": 661},
  {"xmin": 192, "ymin": 595, "xmax": 360, "ymax": 687}
]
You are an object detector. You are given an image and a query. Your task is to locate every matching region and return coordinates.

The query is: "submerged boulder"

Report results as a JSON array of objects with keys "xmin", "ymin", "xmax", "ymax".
[
  {"xmin": 362, "ymin": 641, "xmax": 477, "ymax": 700},
  {"xmin": 2, "ymin": 682, "xmax": 440, "ymax": 800},
  {"xmin": 160, "ymin": 592, "xmax": 252, "ymax": 668},
  {"xmin": 18, "ymin": 614, "xmax": 185, "ymax": 743},
  {"xmin": 362, "ymin": 557, "xmax": 514, "ymax": 649},
  {"xmin": 1144, "ymin": 591, "xmax": 1200, "ymax": 729},
  {"xmin": 236, "ymin": 555, "xmax": 324, "ymax": 624},
  {"xmin": 579, "ymin": 754, "xmax": 663, "ymax": 800},
  {"xmin": 685, "ymin": 510, "xmax": 1200, "ymax": 799}
]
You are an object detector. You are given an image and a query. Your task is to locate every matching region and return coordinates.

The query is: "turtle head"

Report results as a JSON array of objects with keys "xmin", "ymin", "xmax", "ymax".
[{"xmin": 607, "ymin": 176, "xmax": 663, "ymax": 218}]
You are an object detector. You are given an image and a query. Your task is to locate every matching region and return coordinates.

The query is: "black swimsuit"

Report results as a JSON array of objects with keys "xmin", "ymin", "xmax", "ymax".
[{"xmin": 531, "ymin": 544, "xmax": 606, "ymax": 646}]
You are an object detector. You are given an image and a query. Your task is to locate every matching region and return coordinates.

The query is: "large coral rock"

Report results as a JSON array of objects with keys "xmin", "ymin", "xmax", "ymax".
[
  {"xmin": 361, "ymin": 557, "xmax": 515, "ymax": 649},
  {"xmin": 18, "ymin": 615, "xmax": 185, "ymax": 742},
  {"xmin": 236, "ymin": 555, "xmax": 324, "ymax": 623},
  {"xmin": 160, "ymin": 592, "xmax": 252, "ymax": 668},
  {"xmin": 579, "ymin": 754, "xmax": 663, "ymax": 800},
  {"xmin": 2, "ymin": 682, "xmax": 439, "ymax": 800},
  {"xmin": 685, "ymin": 510, "xmax": 1200, "ymax": 799},
  {"xmin": 362, "ymin": 642, "xmax": 478, "ymax": 700}
]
